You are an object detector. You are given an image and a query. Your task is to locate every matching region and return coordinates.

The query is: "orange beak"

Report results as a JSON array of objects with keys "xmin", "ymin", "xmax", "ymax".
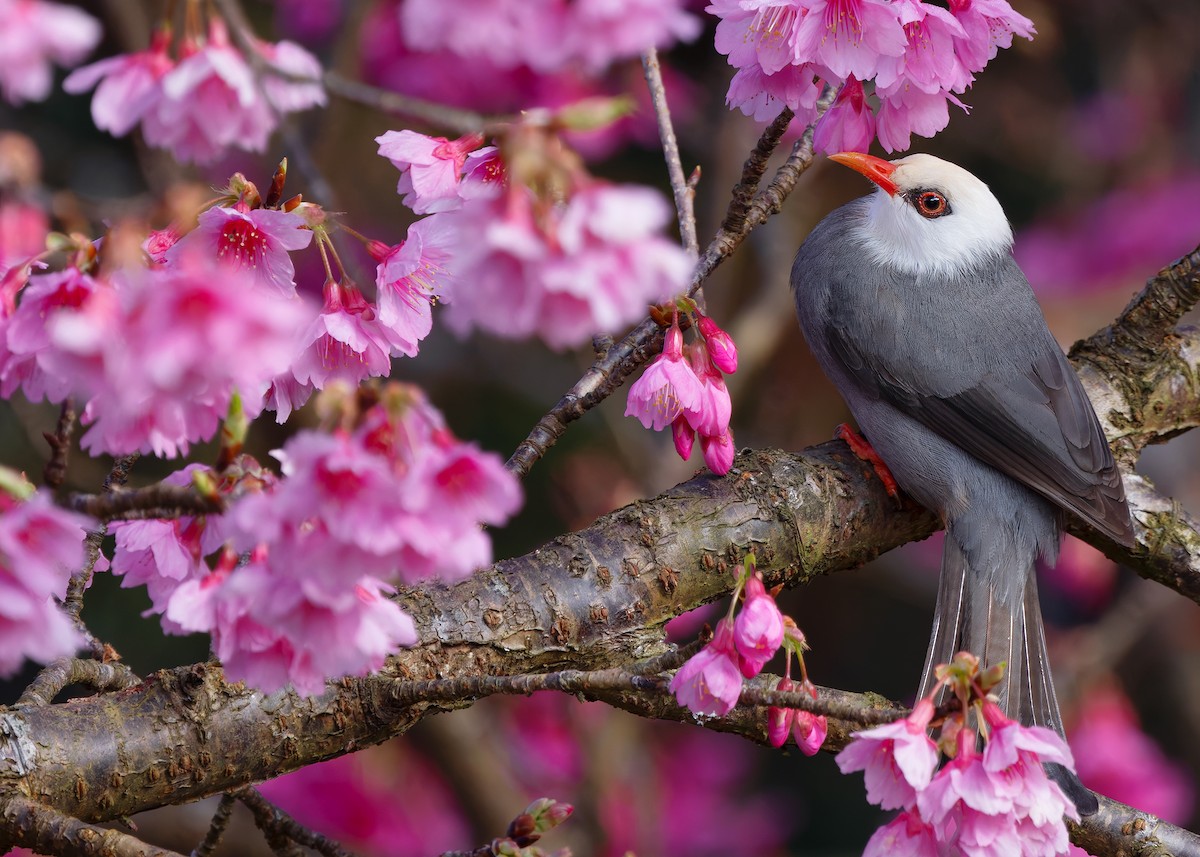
[{"xmin": 829, "ymin": 152, "xmax": 899, "ymax": 196}]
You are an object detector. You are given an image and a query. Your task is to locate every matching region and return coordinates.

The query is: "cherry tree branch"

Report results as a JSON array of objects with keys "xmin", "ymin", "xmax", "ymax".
[
  {"xmin": 0, "ymin": 795, "xmax": 186, "ymax": 857},
  {"xmin": 42, "ymin": 399, "xmax": 75, "ymax": 490}
]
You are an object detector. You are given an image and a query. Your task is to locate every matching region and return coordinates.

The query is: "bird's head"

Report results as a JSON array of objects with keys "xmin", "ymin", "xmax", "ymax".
[{"xmin": 829, "ymin": 152, "xmax": 1013, "ymax": 278}]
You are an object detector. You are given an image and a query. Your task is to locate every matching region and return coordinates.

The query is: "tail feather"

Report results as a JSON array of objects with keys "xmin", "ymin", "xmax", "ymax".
[{"xmin": 917, "ymin": 530, "xmax": 1098, "ymax": 816}]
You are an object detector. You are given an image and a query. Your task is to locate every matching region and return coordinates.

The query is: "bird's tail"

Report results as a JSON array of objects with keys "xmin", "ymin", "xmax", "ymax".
[{"xmin": 917, "ymin": 532, "xmax": 1098, "ymax": 815}]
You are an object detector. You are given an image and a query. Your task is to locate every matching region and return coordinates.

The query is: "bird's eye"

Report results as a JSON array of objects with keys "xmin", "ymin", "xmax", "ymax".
[{"xmin": 913, "ymin": 191, "xmax": 948, "ymax": 218}]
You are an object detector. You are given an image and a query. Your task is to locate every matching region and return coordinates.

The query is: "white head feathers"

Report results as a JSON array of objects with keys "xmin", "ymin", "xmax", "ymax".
[{"xmin": 847, "ymin": 153, "xmax": 1014, "ymax": 278}]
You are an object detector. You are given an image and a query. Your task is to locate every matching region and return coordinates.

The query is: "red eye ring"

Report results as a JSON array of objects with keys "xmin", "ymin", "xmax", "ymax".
[{"xmin": 915, "ymin": 191, "xmax": 947, "ymax": 217}]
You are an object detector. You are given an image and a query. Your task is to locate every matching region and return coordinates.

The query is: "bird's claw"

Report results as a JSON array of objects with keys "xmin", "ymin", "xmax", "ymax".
[{"xmin": 835, "ymin": 423, "xmax": 902, "ymax": 505}]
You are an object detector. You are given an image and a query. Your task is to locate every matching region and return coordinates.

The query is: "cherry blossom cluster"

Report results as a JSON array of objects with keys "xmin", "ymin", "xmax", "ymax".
[
  {"xmin": 837, "ymin": 653, "xmax": 1080, "ymax": 856},
  {"xmin": 377, "ymin": 127, "xmax": 693, "ymax": 350},
  {"xmin": 0, "ymin": 224, "xmax": 311, "ymax": 457},
  {"xmin": 0, "ymin": 0, "xmax": 100, "ymax": 105},
  {"xmin": 109, "ymin": 384, "xmax": 522, "ymax": 696},
  {"xmin": 669, "ymin": 556, "xmax": 827, "ymax": 754},
  {"xmin": 0, "ymin": 466, "xmax": 92, "ymax": 677},
  {"xmin": 63, "ymin": 15, "xmax": 325, "ymax": 164},
  {"xmin": 625, "ymin": 310, "xmax": 738, "ymax": 475},
  {"xmin": 707, "ymin": 0, "xmax": 1035, "ymax": 153}
]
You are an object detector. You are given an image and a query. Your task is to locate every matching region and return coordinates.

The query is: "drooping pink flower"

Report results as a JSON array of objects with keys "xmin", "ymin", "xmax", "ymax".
[
  {"xmin": 793, "ymin": 708, "xmax": 828, "ymax": 756},
  {"xmin": 369, "ymin": 216, "xmax": 458, "ymax": 353},
  {"xmin": 700, "ymin": 430, "xmax": 736, "ymax": 475},
  {"xmin": 256, "ymin": 39, "xmax": 326, "ymax": 113},
  {"xmin": 789, "ymin": 0, "xmax": 907, "ymax": 82},
  {"xmin": 862, "ymin": 809, "xmax": 940, "ymax": 857},
  {"xmin": 142, "ymin": 20, "xmax": 274, "ymax": 165},
  {"xmin": 733, "ymin": 574, "xmax": 784, "ymax": 677},
  {"xmin": 625, "ymin": 324, "xmax": 704, "ymax": 431},
  {"xmin": 724, "ymin": 62, "xmax": 823, "ymax": 123},
  {"xmin": 873, "ymin": 0, "xmax": 970, "ymax": 97},
  {"xmin": 767, "ymin": 675, "xmax": 827, "ymax": 754},
  {"xmin": 814, "ymin": 76, "xmax": 876, "ymax": 155},
  {"xmin": 0, "ymin": 483, "xmax": 91, "ymax": 676},
  {"xmin": 836, "ymin": 697, "xmax": 940, "ymax": 810},
  {"xmin": 876, "ymin": 87, "xmax": 967, "ymax": 154},
  {"xmin": 376, "ymin": 129, "xmax": 486, "ymax": 214},
  {"xmin": 288, "ymin": 280, "xmax": 405, "ymax": 392},
  {"xmin": 63, "ymin": 30, "xmax": 174, "ymax": 137},
  {"xmin": 683, "ymin": 340, "xmax": 733, "ymax": 439},
  {"xmin": 565, "ymin": 0, "xmax": 702, "ymax": 73},
  {"xmin": 696, "ymin": 313, "xmax": 738, "ymax": 375},
  {"xmin": 948, "ymin": 0, "xmax": 1035, "ymax": 73},
  {"xmin": 0, "ymin": 0, "xmax": 101, "ymax": 105},
  {"xmin": 1069, "ymin": 684, "xmax": 1195, "ymax": 823},
  {"xmin": 767, "ymin": 675, "xmax": 796, "ymax": 748},
  {"xmin": 669, "ymin": 618, "xmax": 743, "ymax": 717},
  {"xmin": 166, "ymin": 205, "xmax": 313, "ymax": 297}
]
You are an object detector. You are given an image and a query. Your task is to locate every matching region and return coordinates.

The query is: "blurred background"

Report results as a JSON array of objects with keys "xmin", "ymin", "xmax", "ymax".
[{"xmin": 1, "ymin": 0, "xmax": 1198, "ymax": 854}]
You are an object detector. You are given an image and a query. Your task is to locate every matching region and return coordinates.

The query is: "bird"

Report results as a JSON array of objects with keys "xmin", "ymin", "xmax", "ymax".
[{"xmin": 790, "ymin": 152, "xmax": 1134, "ymax": 815}]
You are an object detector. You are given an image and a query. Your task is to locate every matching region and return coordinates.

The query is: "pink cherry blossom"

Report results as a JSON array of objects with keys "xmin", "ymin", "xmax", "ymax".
[
  {"xmin": 710, "ymin": 1, "xmax": 807, "ymax": 77},
  {"xmin": 863, "ymin": 810, "xmax": 940, "ymax": 857},
  {"xmin": 1070, "ymin": 684, "xmax": 1195, "ymax": 823},
  {"xmin": 0, "ymin": 0, "xmax": 101, "ymax": 105},
  {"xmin": 767, "ymin": 675, "xmax": 827, "ymax": 754},
  {"xmin": 47, "ymin": 259, "xmax": 311, "ymax": 458},
  {"xmin": 0, "ymin": 484, "xmax": 90, "ymax": 676},
  {"xmin": 697, "ymin": 314, "xmax": 738, "ymax": 375},
  {"xmin": 790, "ymin": 0, "xmax": 907, "ymax": 82},
  {"xmin": 166, "ymin": 205, "xmax": 313, "ymax": 297},
  {"xmin": 288, "ymin": 280, "xmax": 405, "ymax": 392},
  {"xmin": 435, "ymin": 181, "xmax": 691, "ymax": 349},
  {"xmin": 733, "ymin": 574, "xmax": 784, "ymax": 678},
  {"xmin": 63, "ymin": 30, "xmax": 174, "ymax": 137},
  {"xmin": 876, "ymin": 87, "xmax": 967, "ymax": 153},
  {"xmin": 625, "ymin": 324, "xmax": 704, "ymax": 431},
  {"xmin": 836, "ymin": 697, "xmax": 939, "ymax": 810},
  {"xmin": 793, "ymin": 709, "xmax": 828, "ymax": 756},
  {"xmin": 948, "ymin": 0, "xmax": 1035, "ymax": 73},
  {"xmin": 169, "ymin": 558, "xmax": 417, "ymax": 697},
  {"xmin": 767, "ymin": 675, "xmax": 796, "ymax": 748},
  {"xmin": 143, "ymin": 21, "xmax": 273, "ymax": 165},
  {"xmin": 369, "ymin": 216, "xmax": 459, "ymax": 352},
  {"xmin": 873, "ymin": 0, "xmax": 971, "ymax": 97},
  {"xmin": 724, "ymin": 63, "xmax": 823, "ymax": 123},
  {"xmin": 700, "ymin": 430, "xmax": 736, "ymax": 475},
  {"xmin": 1, "ymin": 266, "xmax": 107, "ymax": 404},
  {"xmin": 814, "ymin": 76, "xmax": 876, "ymax": 155},
  {"xmin": 143, "ymin": 226, "xmax": 181, "ymax": 264},
  {"xmin": 565, "ymin": 0, "xmax": 701, "ymax": 73},
  {"xmin": 669, "ymin": 618, "xmax": 743, "ymax": 717},
  {"xmin": 0, "ymin": 201, "xmax": 48, "ymax": 268},
  {"xmin": 376, "ymin": 130, "xmax": 485, "ymax": 214},
  {"xmin": 256, "ymin": 39, "xmax": 326, "ymax": 113}
]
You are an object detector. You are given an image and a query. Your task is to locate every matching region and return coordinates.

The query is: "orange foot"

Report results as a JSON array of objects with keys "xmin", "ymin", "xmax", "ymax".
[{"xmin": 835, "ymin": 424, "xmax": 901, "ymax": 504}]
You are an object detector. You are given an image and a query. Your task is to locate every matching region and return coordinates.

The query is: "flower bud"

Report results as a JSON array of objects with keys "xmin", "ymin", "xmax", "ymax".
[{"xmin": 697, "ymin": 314, "xmax": 738, "ymax": 374}]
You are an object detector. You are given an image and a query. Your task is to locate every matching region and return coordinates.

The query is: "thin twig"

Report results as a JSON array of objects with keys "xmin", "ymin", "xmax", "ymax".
[
  {"xmin": 641, "ymin": 48, "xmax": 698, "ymax": 256},
  {"xmin": 194, "ymin": 793, "xmax": 237, "ymax": 857},
  {"xmin": 234, "ymin": 788, "xmax": 359, "ymax": 857},
  {"xmin": 323, "ymin": 72, "xmax": 495, "ymax": 136},
  {"xmin": 68, "ymin": 484, "xmax": 223, "ymax": 520},
  {"xmin": 16, "ymin": 658, "xmax": 140, "ymax": 707},
  {"xmin": 0, "ymin": 794, "xmax": 187, "ymax": 857},
  {"xmin": 42, "ymin": 399, "xmax": 76, "ymax": 490}
]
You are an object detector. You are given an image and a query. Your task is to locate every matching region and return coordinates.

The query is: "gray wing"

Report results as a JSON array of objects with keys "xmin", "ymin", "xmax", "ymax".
[{"xmin": 824, "ymin": 256, "xmax": 1134, "ymax": 547}]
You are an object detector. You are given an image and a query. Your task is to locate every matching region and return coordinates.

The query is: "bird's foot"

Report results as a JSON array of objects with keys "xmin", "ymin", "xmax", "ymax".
[{"xmin": 835, "ymin": 424, "xmax": 901, "ymax": 505}]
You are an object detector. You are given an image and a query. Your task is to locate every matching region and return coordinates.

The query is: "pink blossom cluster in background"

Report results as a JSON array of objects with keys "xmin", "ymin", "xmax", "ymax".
[
  {"xmin": 626, "ymin": 313, "xmax": 737, "ymax": 474},
  {"xmin": 377, "ymin": 130, "xmax": 693, "ymax": 350},
  {"xmin": 839, "ymin": 660, "xmax": 1080, "ymax": 857},
  {"xmin": 361, "ymin": 0, "xmax": 700, "ymax": 159},
  {"xmin": 0, "ymin": 470, "xmax": 93, "ymax": 677},
  {"xmin": 708, "ymin": 0, "xmax": 1035, "ymax": 153},
  {"xmin": 0, "ymin": 0, "xmax": 100, "ymax": 105},
  {"xmin": 63, "ymin": 18, "xmax": 325, "ymax": 164},
  {"xmin": 121, "ymin": 386, "xmax": 522, "ymax": 695}
]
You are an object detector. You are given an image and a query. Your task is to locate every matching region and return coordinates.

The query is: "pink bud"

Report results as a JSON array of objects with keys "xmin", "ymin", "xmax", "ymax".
[
  {"xmin": 701, "ymin": 430, "xmax": 735, "ymax": 475},
  {"xmin": 366, "ymin": 239, "xmax": 394, "ymax": 262},
  {"xmin": 768, "ymin": 676, "xmax": 796, "ymax": 748},
  {"xmin": 697, "ymin": 315, "xmax": 738, "ymax": 374},
  {"xmin": 663, "ymin": 322, "xmax": 685, "ymax": 360},
  {"xmin": 793, "ymin": 710, "xmax": 828, "ymax": 756},
  {"xmin": 671, "ymin": 415, "xmax": 694, "ymax": 461}
]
